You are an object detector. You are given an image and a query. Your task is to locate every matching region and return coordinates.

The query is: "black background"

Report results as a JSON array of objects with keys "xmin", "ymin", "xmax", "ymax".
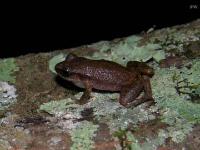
[{"xmin": 0, "ymin": 1, "xmax": 199, "ymax": 58}]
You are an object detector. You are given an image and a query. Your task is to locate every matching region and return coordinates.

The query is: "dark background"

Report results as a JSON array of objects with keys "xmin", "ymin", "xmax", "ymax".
[{"xmin": 0, "ymin": 1, "xmax": 199, "ymax": 58}]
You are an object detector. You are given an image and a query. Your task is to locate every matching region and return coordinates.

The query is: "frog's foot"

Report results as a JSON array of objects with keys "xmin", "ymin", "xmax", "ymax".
[
  {"xmin": 125, "ymin": 97, "xmax": 154, "ymax": 108},
  {"xmin": 79, "ymin": 92, "xmax": 91, "ymax": 105}
]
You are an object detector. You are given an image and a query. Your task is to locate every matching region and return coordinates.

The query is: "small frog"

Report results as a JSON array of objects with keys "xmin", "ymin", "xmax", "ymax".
[{"xmin": 55, "ymin": 53, "xmax": 154, "ymax": 107}]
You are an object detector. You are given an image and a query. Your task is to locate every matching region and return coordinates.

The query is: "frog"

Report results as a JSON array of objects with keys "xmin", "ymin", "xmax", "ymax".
[{"xmin": 55, "ymin": 53, "xmax": 154, "ymax": 107}]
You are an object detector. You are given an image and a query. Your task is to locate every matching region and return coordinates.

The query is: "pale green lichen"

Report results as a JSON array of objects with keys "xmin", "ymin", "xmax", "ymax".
[
  {"xmin": 78, "ymin": 92, "xmax": 156, "ymax": 132},
  {"xmin": 158, "ymin": 109, "xmax": 193, "ymax": 143},
  {"xmin": 151, "ymin": 26, "xmax": 200, "ymax": 54},
  {"xmin": 173, "ymin": 59, "xmax": 200, "ymax": 99},
  {"xmin": 151, "ymin": 59, "xmax": 200, "ymax": 143},
  {"xmin": 127, "ymin": 133, "xmax": 166, "ymax": 150},
  {"xmin": 39, "ymin": 98, "xmax": 76, "ymax": 116},
  {"xmin": 39, "ymin": 98, "xmax": 82, "ymax": 130},
  {"xmin": 113, "ymin": 129, "xmax": 142, "ymax": 150},
  {"xmin": 114, "ymin": 129, "xmax": 165, "ymax": 150},
  {"xmin": 0, "ymin": 58, "xmax": 19, "ymax": 83},
  {"xmin": 70, "ymin": 121, "xmax": 98, "ymax": 150},
  {"xmin": 88, "ymin": 35, "xmax": 165, "ymax": 65},
  {"xmin": 49, "ymin": 53, "xmax": 66, "ymax": 74},
  {"xmin": 159, "ymin": 109, "xmax": 193, "ymax": 143},
  {"xmin": 126, "ymin": 131, "xmax": 142, "ymax": 150},
  {"xmin": 152, "ymin": 60, "xmax": 200, "ymax": 123},
  {"xmin": 38, "ymin": 92, "xmax": 157, "ymax": 149}
]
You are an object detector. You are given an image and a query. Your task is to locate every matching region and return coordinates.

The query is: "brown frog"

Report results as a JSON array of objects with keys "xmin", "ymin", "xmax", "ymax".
[{"xmin": 55, "ymin": 53, "xmax": 154, "ymax": 107}]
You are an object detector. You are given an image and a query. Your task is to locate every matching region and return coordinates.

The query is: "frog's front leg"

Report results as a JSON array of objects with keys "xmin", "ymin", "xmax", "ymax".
[{"xmin": 79, "ymin": 80, "xmax": 92, "ymax": 104}]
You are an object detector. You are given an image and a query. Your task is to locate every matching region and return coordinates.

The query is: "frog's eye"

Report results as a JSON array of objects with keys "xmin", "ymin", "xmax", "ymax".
[{"xmin": 65, "ymin": 53, "xmax": 77, "ymax": 61}]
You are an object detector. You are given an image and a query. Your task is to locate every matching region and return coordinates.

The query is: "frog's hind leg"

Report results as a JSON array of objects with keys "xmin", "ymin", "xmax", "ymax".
[
  {"xmin": 119, "ymin": 80, "xmax": 144, "ymax": 107},
  {"xmin": 143, "ymin": 75, "xmax": 153, "ymax": 99},
  {"xmin": 119, "ymin": 76, "xmax": 154, "ymax": 107},
  {"xmin": 142, "ymin": 75, "xmax": 155, "ymax": 106},
  {"xmin": 127, "ymin": 75, "xmax": 154, "ymax": 107}
]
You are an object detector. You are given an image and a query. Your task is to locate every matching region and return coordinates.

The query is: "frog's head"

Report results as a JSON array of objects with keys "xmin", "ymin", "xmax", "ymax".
[
  {"xmin": 55, "ymin": 53, "xmax": 77, "ymax": 78},
  {"xmin": 140, "ymin": 66, "xmax": 154, "ymax": 77},
  {"xmin": 127, "ymin": 61, "xmax": 154, "ymax": 77}
]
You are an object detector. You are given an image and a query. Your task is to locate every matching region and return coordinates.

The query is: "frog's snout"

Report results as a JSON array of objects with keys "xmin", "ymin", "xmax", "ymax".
[{"xmin": 55, "ymin": 62, "xmax": 69, "ymax": 77}]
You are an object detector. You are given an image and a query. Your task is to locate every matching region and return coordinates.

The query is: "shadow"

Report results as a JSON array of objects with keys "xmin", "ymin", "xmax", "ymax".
[{"xmin": 55, "ymin": 76, "xmax": 83, "ymax": 92}]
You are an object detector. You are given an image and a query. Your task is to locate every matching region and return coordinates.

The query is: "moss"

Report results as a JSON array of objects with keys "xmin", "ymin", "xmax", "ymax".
[
  {"xmin": 0, "ymin": 58, "xmax": 19, "ymax": 83},
  {"xmin": 49, "ymin": 53, "xmax": 66, "ymax": 74},
  {"xmin": 70, "ymin": 121, "xmax": 98, "ymax": 150}
]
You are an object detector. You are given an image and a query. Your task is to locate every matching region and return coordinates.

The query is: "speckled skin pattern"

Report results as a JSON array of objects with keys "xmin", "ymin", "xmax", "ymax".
[{"xmin": 55, "ymin": 53, "xmax": 154, "ymax": 107}]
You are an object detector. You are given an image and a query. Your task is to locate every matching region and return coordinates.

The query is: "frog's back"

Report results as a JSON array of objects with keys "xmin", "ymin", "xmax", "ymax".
[{"xmin": 69, "ymin": 58, "xmax": 136, "ymax": 86}]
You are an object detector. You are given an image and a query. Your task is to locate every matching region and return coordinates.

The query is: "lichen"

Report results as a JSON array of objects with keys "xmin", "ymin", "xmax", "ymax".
[
  {"xmin": 88, "ymin": 35, "xmax": 165, "ymax": 65},
  {"xmin": 80, "ymin": 92, "xmax": 156, "ymax": 132},
  {"xmin": 159, "ymin": 109, "xmax": 193, "ymax": 143},
  {"xmin": 70, "ymin": 121, "xmax": 98, "ymax": 150},
  {"xmin": 0, "ymin": 58, "xmax": 19, "ymax": 83},
  {"xmin": 151, "ymin": 26, "xmax": 200, "ymax": 56},
  {"xmin": 39, "ymin": 98, "xmax": 78, "ymax": 116},
  {"xmin": 114, "ymin": 129, "xmax": 165, "ymax": 150},
  {"xmin": 153, "ymin": 60, "xmax": 200, "ymax": 123},
  {"xmin": 0, "ymin": 81, "xmax": 17, "ymax": 110},
  {"xmin": 151, "ymin": 59, "xmax": 200, "ymax": 143},
  {"xmin": 172, "ymin": 59, "xmax": 200, "ymax": 101},
  {"xmin": 49, "ymin": 53, "xmax": 66, "ymax": 74},
  {"xmin": 38, "ymin": 92, "xmax": 157, "ymax": 149}
]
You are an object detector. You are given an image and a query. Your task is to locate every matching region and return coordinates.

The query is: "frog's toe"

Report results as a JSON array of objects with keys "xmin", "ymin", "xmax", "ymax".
[{"xmin": 119, "ymin": 101, "xmax": 129, "ymax": 107}]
